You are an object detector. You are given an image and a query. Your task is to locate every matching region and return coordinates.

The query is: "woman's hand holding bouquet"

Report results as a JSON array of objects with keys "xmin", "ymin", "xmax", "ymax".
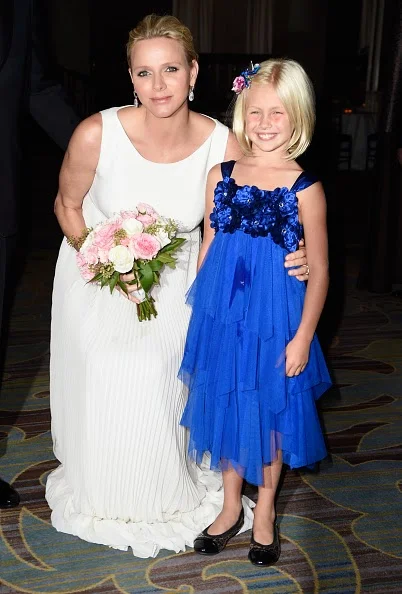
[{"xmin": 73, "ymin": 204, "xmax": 185, "ymax": 321}]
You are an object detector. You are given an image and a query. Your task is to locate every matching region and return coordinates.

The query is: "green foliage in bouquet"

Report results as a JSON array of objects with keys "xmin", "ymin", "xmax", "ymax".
[
  {"xmin": 90, "ymin": 236, "xmax": 186, "ymax": 321},
  {"xmin": 131, "ymin": 236, "xmax": 186, "ymax": 321}
]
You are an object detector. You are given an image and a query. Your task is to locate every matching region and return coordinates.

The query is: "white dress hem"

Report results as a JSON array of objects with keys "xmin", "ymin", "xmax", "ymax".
[{"xmin": 46, "ymin": 463, "xmax": 254, "ymax": 558}]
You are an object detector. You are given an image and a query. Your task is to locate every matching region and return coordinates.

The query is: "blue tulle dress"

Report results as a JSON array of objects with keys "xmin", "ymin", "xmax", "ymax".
[{"xmin": 179, "ymin": 160, "xmax": 331, "ymax": 486}]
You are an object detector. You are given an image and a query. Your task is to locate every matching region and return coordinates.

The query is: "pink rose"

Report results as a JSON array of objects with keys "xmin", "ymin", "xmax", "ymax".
[
  {"xmin": 136, "ymin": 213, "xmax": 155, "ymax": 228},
  {"xmin": 136, "ymin": 203, "xmax": 159, "ymax": 227},
  {"xmin": 76, "ymin": 252, "xmax": 86, "ymax": 267},
  {"xmin": 80, "ymin": 265, "xmax": 94, "ymax": 281},
  {"xmin": 120, "ymin": 209, "xmax": 138, "ymax": 219},
  {"xmin": 83, "ymin": 245, "xmax": 99, "ymax": 266},
  {"xmin": 232, "ymin": 76, "xmax": 246, "ymax": 94},
  {"xmin": 131, "ymin": 233, "xmax": 160, "ymax": 260},
  {"xmin": 98, "ymin": 248, "xmax": 110, "ymax": 263},
  {"xmin": 93, "ymin": 221, "xmax": 121, "ymax": 251},
  {"xmin": 137, "ymin": 202, "xmax": 157, "ymax": 216},
  {"xmin": 76, "ymin": 253, "xmax": 94, "ymax": 281}
]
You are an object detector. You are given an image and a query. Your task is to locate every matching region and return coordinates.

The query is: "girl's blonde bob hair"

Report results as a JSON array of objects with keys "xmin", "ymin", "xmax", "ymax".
[
  {"xmin": 126, "ymin": 14, "xmax": 198, "ymax": 66},
  {"xmin": 232, "ymin": 59, "xmax": 315, "ymax": 160}
]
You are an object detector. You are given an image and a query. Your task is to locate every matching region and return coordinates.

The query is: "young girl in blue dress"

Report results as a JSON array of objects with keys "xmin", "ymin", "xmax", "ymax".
[{"xmin": 179, "ymin": 58, "xmax": 331, "ymax": 566}]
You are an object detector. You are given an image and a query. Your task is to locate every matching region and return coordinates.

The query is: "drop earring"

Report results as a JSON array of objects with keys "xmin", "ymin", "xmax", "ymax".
[
  {"xmin": 188, "ymin": 86, "xmax": 194, "ymax": 102},
  {"xmin": 133, "ymin": 90, "xmax": 139, "ymax": 108}
]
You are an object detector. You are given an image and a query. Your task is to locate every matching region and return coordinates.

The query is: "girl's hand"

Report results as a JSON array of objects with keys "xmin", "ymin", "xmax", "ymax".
[
  {"xmin": 118, "ymin": 272, "xmax": 142, "ymax": 304},
  {"xmin": 285, "ymin": 335, "xmax": 311, "ymax": 377}
]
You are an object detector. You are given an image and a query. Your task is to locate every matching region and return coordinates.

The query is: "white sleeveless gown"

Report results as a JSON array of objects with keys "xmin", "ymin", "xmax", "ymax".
[{"xmin": 46, "ymin": 107, "xmax": 254, "ymax": 558}]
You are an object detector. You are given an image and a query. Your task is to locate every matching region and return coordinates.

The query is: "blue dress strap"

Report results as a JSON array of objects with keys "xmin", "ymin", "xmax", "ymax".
[
  {"xmin": 290, "ymin": 171, "xmax": 319, "ymax": 193},
  {"xmin": 221, "ymin": 160, "xmax": 236, "ymax": 180}
]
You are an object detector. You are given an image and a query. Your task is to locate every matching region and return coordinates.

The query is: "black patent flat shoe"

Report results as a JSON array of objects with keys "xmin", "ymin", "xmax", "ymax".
[
  {"xmin": 0, "ymin": 479, "xmax": 20, "ymax": 509},
  {"xmin": 193, "ymin": 507, "xmax": 244, "ymax": 555},
  {"xmin": 248, "ymin": 522, "xmax": 280, "ymax": 566}
]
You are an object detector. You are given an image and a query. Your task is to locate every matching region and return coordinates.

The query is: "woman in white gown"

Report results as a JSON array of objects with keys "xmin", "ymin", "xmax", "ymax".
[{"xmin": 46, "ymin": 15, "xmax": 308, "ymax": 558}]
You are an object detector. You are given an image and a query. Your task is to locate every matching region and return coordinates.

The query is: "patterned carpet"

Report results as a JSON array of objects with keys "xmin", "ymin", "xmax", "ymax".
[{"xmin": 0, "ymin": 167, "xmax": 402, "ymax": 592}]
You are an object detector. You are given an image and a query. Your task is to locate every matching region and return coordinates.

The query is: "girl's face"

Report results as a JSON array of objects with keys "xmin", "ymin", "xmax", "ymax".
[
  {"xmin": 245, "ymin": 83, "xmax": 293, "ymax": 156},
  {"xmin": 129, "ymin": 37, "xmax": 198, "ymax": 118}
]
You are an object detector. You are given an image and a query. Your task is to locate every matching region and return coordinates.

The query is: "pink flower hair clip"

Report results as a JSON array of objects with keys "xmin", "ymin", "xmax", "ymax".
[{"xmin": 231, "ymin": 62, "xmax": 261, "ymax": 95}]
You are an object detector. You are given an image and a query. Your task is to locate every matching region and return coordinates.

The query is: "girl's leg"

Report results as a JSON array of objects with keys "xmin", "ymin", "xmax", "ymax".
[
  {"xmin": 253, "ymin": 450, "xmax": 283, "ymax": 544},
  {"xmin": 207, "ymin": 465, "xmax": 243, "ymax": 535}
]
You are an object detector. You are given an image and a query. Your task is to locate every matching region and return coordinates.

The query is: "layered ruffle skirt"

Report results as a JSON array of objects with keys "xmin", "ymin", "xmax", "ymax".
[{"xmin": 179, "ymin": 231, "xmax": 331, "ymax": 486}]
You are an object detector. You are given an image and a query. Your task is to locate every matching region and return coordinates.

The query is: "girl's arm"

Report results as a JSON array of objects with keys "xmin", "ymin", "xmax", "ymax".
[
  {"xmin": 285, "ymin": 182, "xmax": 329, "ymax": 376},
  {"xmin": 197, "ymin": 164, "xmax": 221, "ymax": 271},
  {"xmin": 54, "ymin": 113, "xmax": 102, "ymax": 243}
]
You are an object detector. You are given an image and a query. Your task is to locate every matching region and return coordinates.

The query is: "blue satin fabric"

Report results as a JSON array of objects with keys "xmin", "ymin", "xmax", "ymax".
[
  {"xmin": 179, "ymin": 161, "xmax": 331, "ymax": 486},
  {"xmin": 210, "ymin": 160, "xmax": 314, "ymax": 249}
]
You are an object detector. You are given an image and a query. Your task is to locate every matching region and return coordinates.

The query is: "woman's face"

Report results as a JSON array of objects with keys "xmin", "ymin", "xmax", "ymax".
[{"xmin": 129, "ymin": 37, "xmax": 198, "ymax": 118}]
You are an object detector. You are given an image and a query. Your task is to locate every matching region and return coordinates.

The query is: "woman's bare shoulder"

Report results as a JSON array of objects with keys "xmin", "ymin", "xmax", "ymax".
[
  {"xmin": 63, "ymin": 113, "xmax": 104, "ymax": 173},
  {"xmin": 116, "ymin": 105, "xmax": 143, "ymax": 124},
  {"xmin": 190, "ymin": 111, "xmax": 219, "ymax": 134},
  {"xmin": 70, "ymin": 113, "xmax": 103, "ymax": 149}
]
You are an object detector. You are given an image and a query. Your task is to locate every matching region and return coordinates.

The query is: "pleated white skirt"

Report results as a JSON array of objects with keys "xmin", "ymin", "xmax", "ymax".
[{"xmin": 46, "ymin": 236, "xmax": 254, "ymax": 558}]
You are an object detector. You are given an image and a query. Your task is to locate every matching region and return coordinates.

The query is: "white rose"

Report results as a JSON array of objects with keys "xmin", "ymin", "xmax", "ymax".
[
  {"xmin": 122, "ymin": 218, "xmax": 144, "ymax": 236},
  {"xmin": 108, "ymin": 245, "xmax": 134, "ymax": 273},
  {"xmin": 155, "ymin": 230, "xmax": 171, "ymax": 248}
]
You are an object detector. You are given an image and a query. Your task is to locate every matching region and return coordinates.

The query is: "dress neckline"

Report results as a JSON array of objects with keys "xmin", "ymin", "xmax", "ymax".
[
  {"xmin": 230, "ymin": 176, "xmax": 304, "ymax": 195},
  {"xmin": 115, "ymin": 108, "xmax": 217, "ymax": 165},
  {"xmin": 227, "ymin": 160, "xmax": 305, "ymax": 194}
]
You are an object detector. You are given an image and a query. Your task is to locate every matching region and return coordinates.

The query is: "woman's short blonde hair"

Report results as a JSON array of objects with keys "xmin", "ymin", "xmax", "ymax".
[
  {"xmin": 126, "ymin": 14, "xmax": 198, "ymax": 66},
  {"xmin": 232, "ymin": 59, "xmax": 315, "ymax": 160}
]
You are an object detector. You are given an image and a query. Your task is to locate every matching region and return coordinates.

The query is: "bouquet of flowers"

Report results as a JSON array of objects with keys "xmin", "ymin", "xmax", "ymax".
[{"xmin": 74, "ymin": 204, "xmax": 186, "ymax": 321}]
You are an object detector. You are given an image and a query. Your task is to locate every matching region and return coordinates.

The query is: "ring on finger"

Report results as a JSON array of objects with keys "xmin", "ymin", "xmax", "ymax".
[{"xmin": 303, "ymin": 264, "xmax": 310, "ymax": 276}]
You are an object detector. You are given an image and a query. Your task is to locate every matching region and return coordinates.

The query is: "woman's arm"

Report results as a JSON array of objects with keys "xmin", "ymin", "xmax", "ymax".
[
  {"xmin": 285, "ymin": 182, "xmax": 329, "ymax": 376},
  {"xmin": 197, "ymin": 164, "xmax": 221, "ymax": 270},
  {"xmin": 54, "ymin": 113, "xmax": 102, "ymax": 244}
]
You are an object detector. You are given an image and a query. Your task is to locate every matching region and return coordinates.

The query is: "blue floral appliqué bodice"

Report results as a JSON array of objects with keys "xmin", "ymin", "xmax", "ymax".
[{"xmin": 210, "ymin": 160, "xmax": 318, "ymax": 252}]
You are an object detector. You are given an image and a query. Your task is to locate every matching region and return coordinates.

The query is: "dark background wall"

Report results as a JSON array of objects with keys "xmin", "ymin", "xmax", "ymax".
[
  {"xmin": 47, "ymin": 0, "xmax": 365, "ymax": 111},
  {"xmin": 48, "ymin": 0, "xmax": 91, "ymax": 75},
  {"xmin": 38, "ymin": 0, "xmax": 402, "ymax": 295}
]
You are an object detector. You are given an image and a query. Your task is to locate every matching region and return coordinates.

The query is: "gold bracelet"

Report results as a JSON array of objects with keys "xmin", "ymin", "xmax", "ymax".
[{"xmin": 67, "ymin": 228, "xmax": 91, "ymax": 251}]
